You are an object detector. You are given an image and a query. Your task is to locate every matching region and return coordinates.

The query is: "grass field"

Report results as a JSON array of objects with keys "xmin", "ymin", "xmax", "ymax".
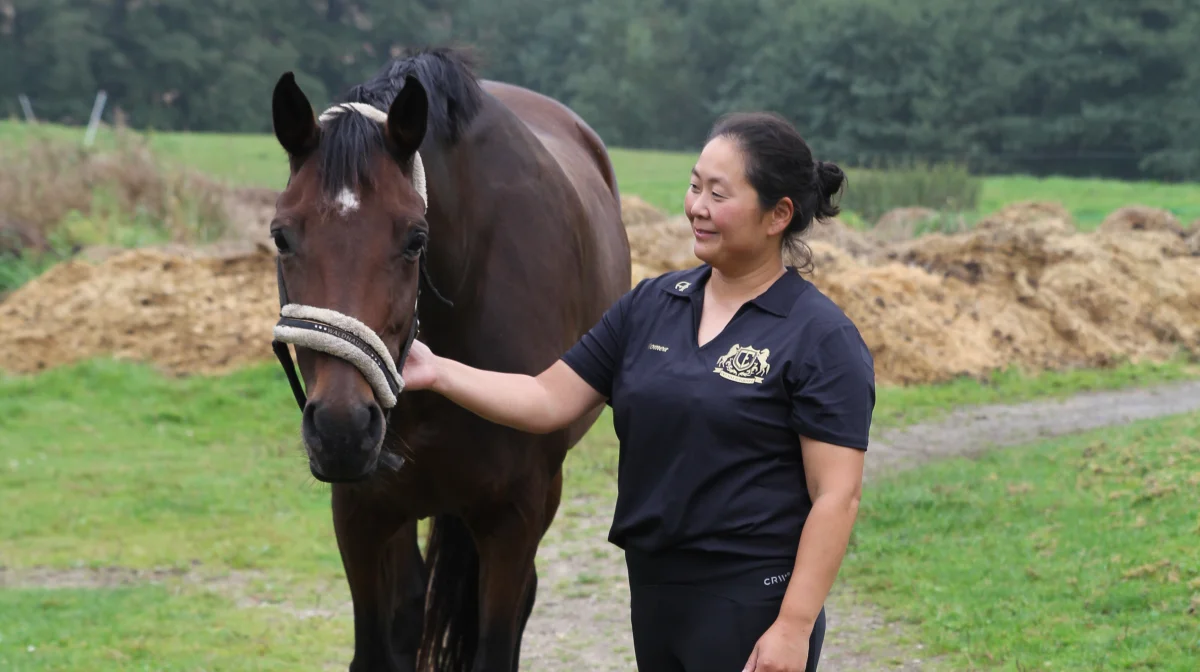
[
  {"xmin": 4, "ymin": 120, "xmax": 1200, "ymax": 229},
  {"xmin": 845, "ymin": 412, "xmax": 1200, "ymax": 670},
  {"xmin": 2, "ymin": 358, "xmax": 1199, "ymax": 668},
  {"xmin": 0, "ymin": 362, "xmax": 350, "ymax": 669}
]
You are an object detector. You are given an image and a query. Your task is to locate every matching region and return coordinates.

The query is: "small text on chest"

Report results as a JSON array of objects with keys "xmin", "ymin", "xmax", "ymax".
[{"xmin": 648, "ymin": 344, "xmax": 669, "ymax": 352}]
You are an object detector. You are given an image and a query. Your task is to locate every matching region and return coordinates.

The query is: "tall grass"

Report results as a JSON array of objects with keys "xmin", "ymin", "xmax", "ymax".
[{"xmin": 0, "ymin": 131, "xmax": 232, "ymax": 293}]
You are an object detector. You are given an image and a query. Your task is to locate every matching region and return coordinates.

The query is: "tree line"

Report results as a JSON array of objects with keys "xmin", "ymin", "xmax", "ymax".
[{"xmin": 4, "ymin": 0, "xmax": 1198, "ymax": 180}]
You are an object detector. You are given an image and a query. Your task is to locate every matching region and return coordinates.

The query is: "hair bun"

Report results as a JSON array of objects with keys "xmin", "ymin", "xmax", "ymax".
[{"xmin": 814, "ymin": 160, "xmax": 845, "ymax": 220}]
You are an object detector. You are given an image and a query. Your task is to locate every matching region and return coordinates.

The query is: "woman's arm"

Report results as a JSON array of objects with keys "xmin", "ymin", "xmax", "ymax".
[
  {"xmin": 402, "ymin": 340, "xmax": 606, "ymax": 434},
  {"xmin": 743, "ymin": 438, "xmax": 865, "ymax": 672},
  {"xmin": 746, "ymin": 322, "xmax": 873, "ymax": 671},
  {"xmin": 432, "ymin": 356, "xmax": 607, "ymax": 434},
  {"xmin": 405, "ymin": 280, "xmax": 641, "ymax": 435},
  {"xmin": 779, "ymin": 437, "xmax": 864, "ymax": 629},
  {"xmin": 780, "ymin": 325, "xmax": 872, "ymax": 624}
]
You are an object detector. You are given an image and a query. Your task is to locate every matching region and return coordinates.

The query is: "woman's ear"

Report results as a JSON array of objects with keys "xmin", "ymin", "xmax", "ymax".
[{"xmin": 767, "ymin": 197, "xmax": 794, "ymax": 236}]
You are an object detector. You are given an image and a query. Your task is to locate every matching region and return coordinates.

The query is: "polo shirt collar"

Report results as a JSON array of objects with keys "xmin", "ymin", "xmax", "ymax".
[
  {"xmin": 662, "ymin": 265, "xmax": 710, "ymax": 297},
  {"xmin": 663, "ymin": 264, "xmax": 808, "ymax": 317}
]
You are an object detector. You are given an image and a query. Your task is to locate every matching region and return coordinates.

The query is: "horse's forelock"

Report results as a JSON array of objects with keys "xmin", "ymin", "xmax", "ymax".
[
  {"xmin": 317, "ymin": 110, "xmax": 386, "ymax": 198},
  {"xmin": 312, "ymin": 47, "xmax": 483, "ymax": 201}
]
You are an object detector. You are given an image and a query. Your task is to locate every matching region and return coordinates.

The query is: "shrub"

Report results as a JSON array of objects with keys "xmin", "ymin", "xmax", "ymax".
[
  {"xmin": 0, "ymin": 130, "xmax": 232, "ymax": 294},
  {"xmin": 0, "ymin": 130, "xmax": 230, "ymax": 257},
  {"xmin": 840, "ymin": 159, "xmax": 981, "ymax": 224}
]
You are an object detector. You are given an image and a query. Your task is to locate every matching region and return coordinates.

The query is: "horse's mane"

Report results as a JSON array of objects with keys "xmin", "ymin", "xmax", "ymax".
[{"xmin": 318, "ymin": 46, "xmax": 484, "ymax": 196}]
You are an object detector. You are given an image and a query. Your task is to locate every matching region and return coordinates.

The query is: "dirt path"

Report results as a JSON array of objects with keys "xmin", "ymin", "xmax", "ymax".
[
  {"xmin": 862, "ymin": 379, "xmax": 1200, "ymax": 481},
  {"xmin": 520, "ymin": 379, "xmax": 1200, "ymax": 670}
]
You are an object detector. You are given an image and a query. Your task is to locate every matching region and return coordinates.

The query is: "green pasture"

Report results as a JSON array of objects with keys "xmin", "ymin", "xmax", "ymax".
[
  {"xmin": 846, "ymin": 411, "xmax": 1200, "ymax": 670},
  {"xmin": 2, "ymin": 357, "xmax": 1199, "ymax": 668},
  {"xmin": 4, "ymin": 120, "xmax": 1200, "ymax": 229}
]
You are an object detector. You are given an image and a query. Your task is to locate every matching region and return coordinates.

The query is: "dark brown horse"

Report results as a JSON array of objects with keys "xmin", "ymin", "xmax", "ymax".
[{"xmin": 267, "ymin": 48, "xmax": 629, "ymax": 671}]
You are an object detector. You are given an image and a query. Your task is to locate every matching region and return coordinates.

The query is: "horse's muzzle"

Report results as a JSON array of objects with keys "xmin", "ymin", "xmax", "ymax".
[
  {"xmin": 269, "ymin": 250, "xmax": 447, "ymax": 481},
  {"xmin": 302, "ymin": 398, "xmax": 386, "ymax": 482}
]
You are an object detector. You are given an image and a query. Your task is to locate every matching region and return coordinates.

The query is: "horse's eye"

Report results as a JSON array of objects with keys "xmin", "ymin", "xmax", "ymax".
[
  {"xmin": 272, "ymin": 229, "xmax": 291, "ymax": 254},
  {"xmin": 403, "ymin": 230, "xmax": 427, "ymax": 260}
]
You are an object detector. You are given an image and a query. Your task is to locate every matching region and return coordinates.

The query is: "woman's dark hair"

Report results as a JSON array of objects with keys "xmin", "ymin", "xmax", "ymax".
[{"xmin": 707, "ymin": 111, "xmax": 846, "ymax": 270}]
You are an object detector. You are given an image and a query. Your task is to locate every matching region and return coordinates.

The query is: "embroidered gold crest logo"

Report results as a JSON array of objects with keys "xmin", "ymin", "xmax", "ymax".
[{"xmin": 713, "ymin": 344, "xmax": 771, "ymax": 384}]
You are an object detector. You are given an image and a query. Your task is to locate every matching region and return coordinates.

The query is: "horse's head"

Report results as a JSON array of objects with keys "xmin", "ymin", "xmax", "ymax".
[{"xmin": 269, "ymin": 71, "xmax": 436, "ymax": 483}]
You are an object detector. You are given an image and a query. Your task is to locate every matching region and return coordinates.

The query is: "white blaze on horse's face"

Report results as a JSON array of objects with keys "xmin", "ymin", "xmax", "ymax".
[{"xmin": 336, "ymin": 187, "xmax": 360, "ymax": 215}]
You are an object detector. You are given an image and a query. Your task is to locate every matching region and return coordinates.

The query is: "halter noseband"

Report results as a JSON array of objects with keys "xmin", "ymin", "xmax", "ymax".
[{"xmin": 269, "ymin": 101, "xmax": 450, "ymax": 422}]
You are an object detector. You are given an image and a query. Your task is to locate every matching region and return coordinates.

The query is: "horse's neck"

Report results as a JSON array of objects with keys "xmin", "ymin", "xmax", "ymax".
[
  {"xmin": 416, "ymin": 102, "xmax": 530, "ymax": 332},
  {"xmin": 413, "ymin": 146, "xmax": 469, "ymax": 340}
]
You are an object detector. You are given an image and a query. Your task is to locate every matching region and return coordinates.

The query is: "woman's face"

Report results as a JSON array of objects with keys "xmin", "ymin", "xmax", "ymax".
[{"xmin": 684, "ymin": 136, "xmax": 789, "ymax": 271}]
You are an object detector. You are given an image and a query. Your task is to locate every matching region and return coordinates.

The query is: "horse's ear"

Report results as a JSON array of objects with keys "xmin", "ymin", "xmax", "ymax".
[
  {"xmin": 386, "ymin": 75, "xmax": 428, "ymax": 159},
  {"xmin": 272, "ymin": 72, "xmax": 318, "ymax": 157}
]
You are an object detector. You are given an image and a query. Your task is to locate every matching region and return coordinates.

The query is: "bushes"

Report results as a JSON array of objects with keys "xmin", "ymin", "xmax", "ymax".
[
  {"xmin": 0, "ymin": 131, "xmax": 231, "ymax": 294},
  {"xmin": 840, "ymin": 160, "xmax": 982, "ymax": 224},
  {"xmin": 0, "ymin": 131, "xmax": 230, "ymax": 251}
]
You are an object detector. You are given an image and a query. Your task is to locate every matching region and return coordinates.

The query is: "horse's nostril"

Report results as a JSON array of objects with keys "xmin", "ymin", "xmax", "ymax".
[
  {"xmin": 363, "ymin": 403, "xmax": 383, "ymax": 451},
  {"xmin": 302, "ymin": 401, "xmax": 322, "ymax": 452}
]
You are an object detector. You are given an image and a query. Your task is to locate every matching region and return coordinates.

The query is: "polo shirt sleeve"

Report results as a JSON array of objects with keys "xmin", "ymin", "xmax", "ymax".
[
  {"xmin": 788, "ymin": 323, "xmax": 876, "ymax": 450},
  {"xmin": 559, "ymin": 279, "xmax": 645, "ymax": 399}
]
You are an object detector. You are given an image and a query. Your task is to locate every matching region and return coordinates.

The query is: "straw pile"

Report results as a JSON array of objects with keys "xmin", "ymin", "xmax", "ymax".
[
  {"xmin": 0, "ymin": 243, "xmax": 279, "ymax": 375},
  {"xmin": 818, "ymin": 206, "xmax": 1200, "ymax": 383},
  {"xmin": 1, "ymin": 197, "xmax": 1197, "ymax": 385}
]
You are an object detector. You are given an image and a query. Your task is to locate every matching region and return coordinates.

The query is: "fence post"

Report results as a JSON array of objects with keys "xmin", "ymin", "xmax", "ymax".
[
  {"xmin": 84, "ymin": 90, "xmax": 108, "ymax": 146},
  {"xmin": 17, "ymin": 94, "xmax": 35, "ymax": 123}
]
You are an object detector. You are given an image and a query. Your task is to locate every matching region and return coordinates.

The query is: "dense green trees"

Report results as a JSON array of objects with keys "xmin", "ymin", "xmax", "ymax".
[{"xmin": 4, "ymin": 0, "xmax": 1198, "ymax": 180}]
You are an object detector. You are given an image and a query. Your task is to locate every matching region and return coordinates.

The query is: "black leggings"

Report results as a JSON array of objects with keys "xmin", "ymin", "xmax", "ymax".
[{"xmin": 625, "ymin": 549, "xmax": 826, "ymax": 672}]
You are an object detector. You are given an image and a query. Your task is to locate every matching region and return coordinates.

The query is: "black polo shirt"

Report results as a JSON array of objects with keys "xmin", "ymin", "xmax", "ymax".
[{"xmin": 561, "ymin": 263, "xmax": 875, "ymax": 562}]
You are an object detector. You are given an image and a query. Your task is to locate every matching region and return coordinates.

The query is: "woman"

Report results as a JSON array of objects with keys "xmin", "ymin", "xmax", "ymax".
[{"xmin": 400, "ymin": 111, "xmax": 874, "ymax": 672}]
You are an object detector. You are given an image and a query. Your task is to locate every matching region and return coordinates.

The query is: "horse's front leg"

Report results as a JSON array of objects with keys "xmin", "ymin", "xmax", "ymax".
[
  {"xmin": 332, "ymin": 484, "xmax": 426, "ymax": 672},
  {"xmin": 468, "ymin": 499, "xmax": 545, "ymax": 672}
]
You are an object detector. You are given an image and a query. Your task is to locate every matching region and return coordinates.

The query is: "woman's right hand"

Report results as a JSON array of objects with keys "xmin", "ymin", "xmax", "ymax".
[
  {"xmin": 400, "ymin": 338, "xmax": 440, "ymax": 392},
  {"xmin": 395, "ymin": 340, "xmax": 604, "ymax": 435}
]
